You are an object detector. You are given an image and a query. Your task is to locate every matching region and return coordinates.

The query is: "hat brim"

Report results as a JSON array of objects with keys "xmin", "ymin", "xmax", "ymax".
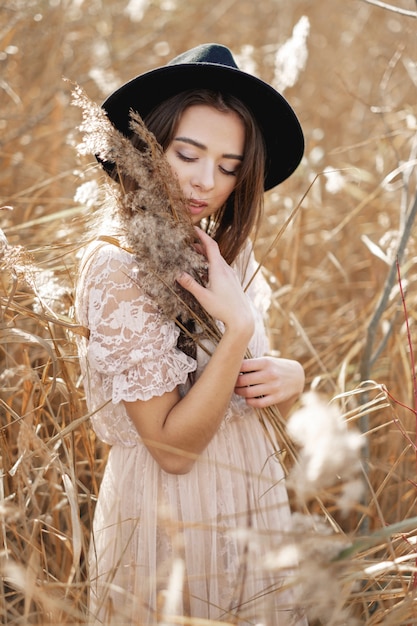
[{"xmin": 101, "ymin": 63, "xmax": 304, "ymax": 190}]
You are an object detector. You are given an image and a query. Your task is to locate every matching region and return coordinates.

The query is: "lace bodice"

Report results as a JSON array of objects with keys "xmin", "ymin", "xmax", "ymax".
[{"xmin": 75, "ymin": 239, "xmax": 271, "ymax": 446}]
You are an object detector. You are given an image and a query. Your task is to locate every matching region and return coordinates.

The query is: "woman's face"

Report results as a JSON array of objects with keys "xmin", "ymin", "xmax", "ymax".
[{"xmin": 165, "ymin": 104, "xmax": 245, "ymax": 225}]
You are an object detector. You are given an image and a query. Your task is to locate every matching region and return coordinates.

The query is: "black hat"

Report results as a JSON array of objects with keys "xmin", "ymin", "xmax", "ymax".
[{"xmin": 101, "ymin": 43, "xmax": 304, "ymax": 190}]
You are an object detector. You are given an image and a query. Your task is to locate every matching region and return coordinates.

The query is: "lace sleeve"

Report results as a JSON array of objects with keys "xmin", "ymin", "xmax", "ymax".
[{"xmin": 80, "ymin": 243, "xmax": 196, "ymax": 404}]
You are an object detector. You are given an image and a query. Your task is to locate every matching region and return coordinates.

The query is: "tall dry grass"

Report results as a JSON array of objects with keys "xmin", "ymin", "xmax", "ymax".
[{"xmin": 1, "ymin": 0, "xmax": 417, "ymax": 623}]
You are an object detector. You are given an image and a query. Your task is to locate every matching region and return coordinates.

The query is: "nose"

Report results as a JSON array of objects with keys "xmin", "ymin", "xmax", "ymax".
[{"xmin": 191, "ymin": 160, "xmax": 215, "ymax": 191}]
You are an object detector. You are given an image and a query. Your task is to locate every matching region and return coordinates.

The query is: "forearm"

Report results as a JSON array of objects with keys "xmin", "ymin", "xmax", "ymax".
[
  {"xmin": 168, "ymin": 327, "xmax": 250, "ymax": 442},
  {"xmin": 124, "ymin": 323, "xmax": 253, "ymax": 473}
]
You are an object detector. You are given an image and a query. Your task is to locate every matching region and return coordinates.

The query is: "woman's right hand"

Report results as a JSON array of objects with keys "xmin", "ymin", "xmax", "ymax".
[{"xmin": 176, "ymin": 227, "xmax": 254, "ymax": 336}]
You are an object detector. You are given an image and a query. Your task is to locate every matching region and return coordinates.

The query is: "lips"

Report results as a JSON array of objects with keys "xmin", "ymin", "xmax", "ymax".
[{"xmin": 188, "ymin": 198, "xmax": 208, "ymax": 215}]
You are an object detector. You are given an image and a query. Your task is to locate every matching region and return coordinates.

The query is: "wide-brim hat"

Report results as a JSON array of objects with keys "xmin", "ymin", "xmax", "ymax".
[{"xmin": 101, "ymin": 43, "xmax": 304, "ymax": 190}]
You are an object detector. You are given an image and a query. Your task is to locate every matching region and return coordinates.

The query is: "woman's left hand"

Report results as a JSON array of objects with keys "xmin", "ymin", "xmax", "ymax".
[{"xmin": 234, "ymin": 356, "xmax": 305, "ymax": 414}]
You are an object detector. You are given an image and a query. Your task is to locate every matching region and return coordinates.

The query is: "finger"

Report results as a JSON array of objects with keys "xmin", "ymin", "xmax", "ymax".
[
  {"xmin": 239, "ymin": 358, "xmax": 263, "ymax": 373},
  {"xmin": 234, "ymin": 384, "xmax": 270, "ymax": 408},
  {"xmin": 235, "ymin": 369, "xmax": 264, "ymax": 388},
  {"xmin": 245, "ymin": 395, "xmax": 271, "ymax": 409},
  {"xmin": 176, "ymin": 272, "xmax": 206, "ymax": 300},
  {"xmin": 234, "ymin": 381, "xmax": 268, "ymax": 398},
  {"xmin": 235, "ymin": 371, "xmax": 253, "ymax": 388},
  {"xmin": 194, "ymin": 226, "xmax": 220, "ymax": 262},
  {"xmin": 194, "ymin": 225, "xmax": 210, "ymax": 240},
  {"xmin": 235, "ymin": 372, "xmax": 252, "ymax": 388}
]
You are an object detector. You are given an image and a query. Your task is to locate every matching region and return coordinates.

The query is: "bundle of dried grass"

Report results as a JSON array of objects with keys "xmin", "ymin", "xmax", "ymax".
[{"xmin": 72, "ymin": 84, "xmax": 211, "ymax": 328}]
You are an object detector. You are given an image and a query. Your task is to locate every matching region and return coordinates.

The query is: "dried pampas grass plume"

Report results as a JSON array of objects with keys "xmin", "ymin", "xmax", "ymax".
[
  {"xmin": 286, "ymin": 391, "xmax": 364, "ymax": 512},
  {"xmin": 72, "ymin": 83, "xmax": 213, "ymax": 336}
]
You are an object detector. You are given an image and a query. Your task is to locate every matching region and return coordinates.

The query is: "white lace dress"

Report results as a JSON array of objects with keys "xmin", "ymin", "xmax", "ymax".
[{"xmin": 76, "ymin": 239, "xmax": 305, "ymax": 626}]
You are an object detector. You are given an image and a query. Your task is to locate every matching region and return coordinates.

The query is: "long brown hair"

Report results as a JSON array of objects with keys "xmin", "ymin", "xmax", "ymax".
[{"xmin": 143, "ymin": 89, "xmax": 266, "ymax": 265}]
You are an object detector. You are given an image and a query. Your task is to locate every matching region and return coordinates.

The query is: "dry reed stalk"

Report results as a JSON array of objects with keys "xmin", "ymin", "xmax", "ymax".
[{"xmin": 0, "ymin": 227, "xmax": 103, "ymax": 623}]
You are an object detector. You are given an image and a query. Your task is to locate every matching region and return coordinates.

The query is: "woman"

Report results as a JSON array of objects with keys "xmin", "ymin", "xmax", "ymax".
[{"xmin": 76, "ymin": 43, "xmax": 306, "ymax": 625}]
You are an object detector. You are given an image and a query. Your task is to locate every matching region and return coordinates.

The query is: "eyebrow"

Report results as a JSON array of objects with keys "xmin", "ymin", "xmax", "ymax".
[{"xmin": 174, "ymin": 136, "xmax": 244, "ymax": 161}]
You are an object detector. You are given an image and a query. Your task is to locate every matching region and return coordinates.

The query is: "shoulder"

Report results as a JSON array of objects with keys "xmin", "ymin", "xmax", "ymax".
[{"xmin": 79, "ymin": 239, "xmax": 135, "ymax": 279}]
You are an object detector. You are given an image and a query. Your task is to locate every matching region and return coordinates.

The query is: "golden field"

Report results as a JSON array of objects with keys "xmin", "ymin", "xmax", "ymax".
[{"xmin": 1, "ymin": 0, "xmax": 417, "ymax": 623}]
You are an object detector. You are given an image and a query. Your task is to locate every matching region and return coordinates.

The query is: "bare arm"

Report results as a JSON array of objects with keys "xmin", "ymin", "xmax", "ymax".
[{"xmin": 123, "ymin": 228, "xmax": 254, "ymax": 474}]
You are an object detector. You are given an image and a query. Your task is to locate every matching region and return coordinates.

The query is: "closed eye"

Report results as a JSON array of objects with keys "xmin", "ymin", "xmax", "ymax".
[
  {"xmin": 177, "ymin": 151, "xmax": 238, "ymax": 176},
  {"xmin": 177, "ymin": 151, "xmax": 197, "ymax": 163},
  {"xmin": 220, "ymin": 166, "xmax": 238, "ymax": 177}
]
